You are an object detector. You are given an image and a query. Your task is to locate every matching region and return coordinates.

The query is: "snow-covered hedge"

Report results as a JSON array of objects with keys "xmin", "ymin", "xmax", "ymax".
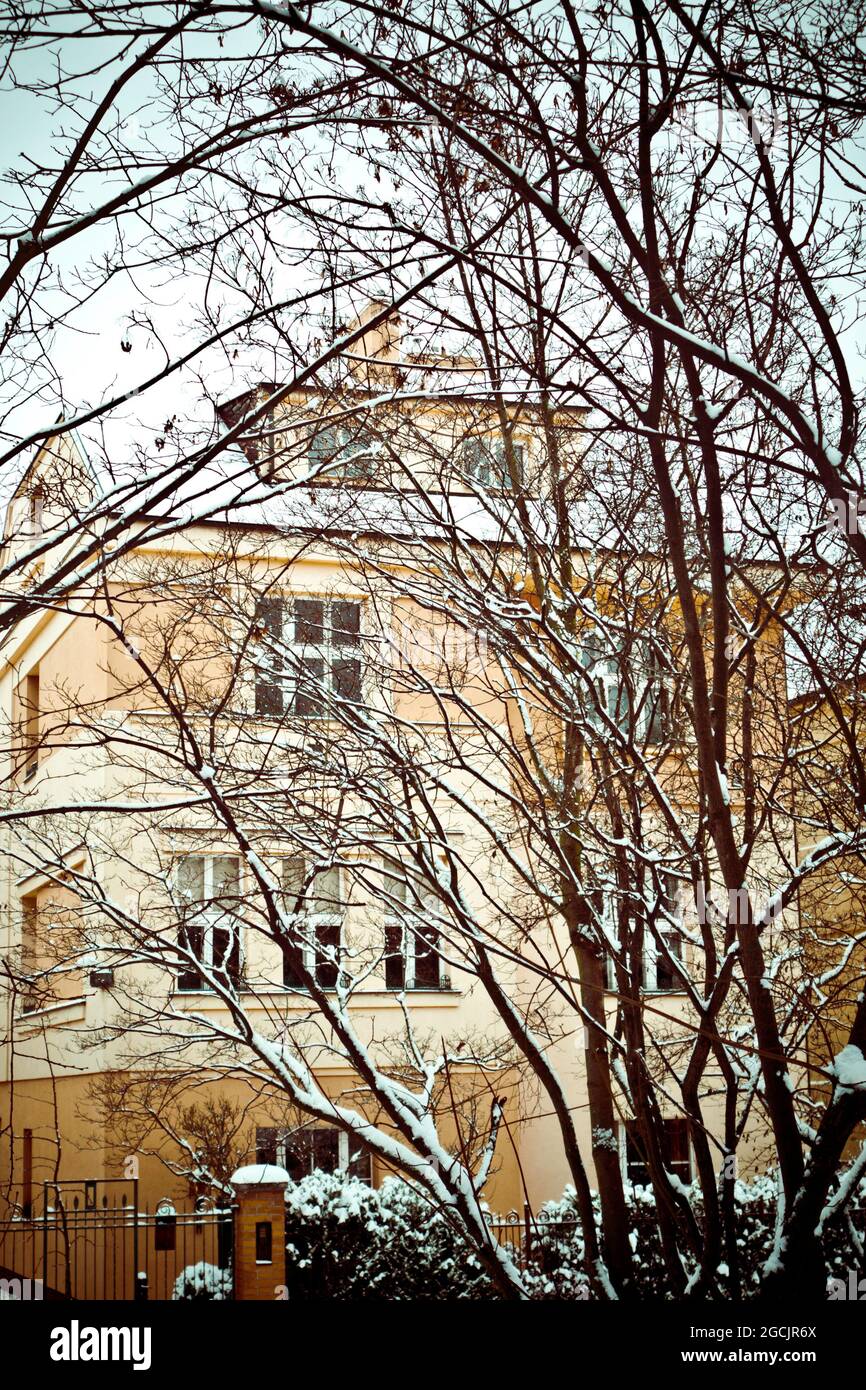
[
  {"xmin": 280, "ymin": 1169, "xmax": 866, "ymax": 1300},
  {"xmin": 171, "ymin": 1261, "xmax": 233, "ymax": 1301},
  {"xmin": 283, "ymin": 1171, "xmax": 494, "ymax": 1300},
  {"xmin": 525, "ymin": 1172, "xmax": 866, "ymax": 1299}
]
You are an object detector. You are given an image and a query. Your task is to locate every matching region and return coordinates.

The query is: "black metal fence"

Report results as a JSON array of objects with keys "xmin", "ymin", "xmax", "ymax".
[
  {"xmin": 488, "ymin": 1207, "xmax": 581, "ymax": 1267},
  {"xmin": 0, "ymin": 1179, "xmax": 233, "ymax": 1301}
]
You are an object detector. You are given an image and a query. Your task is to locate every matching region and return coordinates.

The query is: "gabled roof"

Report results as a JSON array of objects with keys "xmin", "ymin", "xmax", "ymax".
[{"xmin": 1, "ymin": 423, "xmax": 103, "ymax": 545}]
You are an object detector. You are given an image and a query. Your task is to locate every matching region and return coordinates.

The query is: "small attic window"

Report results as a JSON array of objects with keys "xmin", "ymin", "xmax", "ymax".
[
  {"xmin": 26, "ymin": 488, "xmax": 44, "ymax": 539},
  {"xmin": 307, "ymin": 422, "xmax": 377, "ymax": 481},
  {"xmin": 18, "ymin": 669, "xmax": 41, "ymax": 781}
]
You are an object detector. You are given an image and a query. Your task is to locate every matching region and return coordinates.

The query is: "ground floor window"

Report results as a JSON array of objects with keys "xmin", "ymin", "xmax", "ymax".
[
  {"xmin": 621, "ymin": 1117, "xmax": 691, "ymax": 1187},
  {"xmin": 255, "ymin": 1125, "xmax": 372, "ymax": 1184}
]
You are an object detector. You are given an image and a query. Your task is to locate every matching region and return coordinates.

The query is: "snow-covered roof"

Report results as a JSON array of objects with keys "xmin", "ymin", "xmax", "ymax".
[
  {"xmin": 216, "ymin": 376, "xmax": 592, "ymax": 423},
  {"xmin": 0, "ymin": 425, "xmax": 103, "ymax": 542},
  {"xmin": 139, "ymin": 452, "xmax": 628, "ymax": 553}
]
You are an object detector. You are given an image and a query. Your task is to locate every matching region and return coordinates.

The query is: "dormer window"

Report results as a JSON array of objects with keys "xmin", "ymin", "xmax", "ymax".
[
  {"xmin": 27, "ymin": 488, "xmax": 44, "ymax": 538},
  {"xmin": 307, "ymin": 422, "xmax": 377, "ymax": 480},
  {"xmin": 461, "ymin": 437, "xmax": 523, "ymax": 489}
]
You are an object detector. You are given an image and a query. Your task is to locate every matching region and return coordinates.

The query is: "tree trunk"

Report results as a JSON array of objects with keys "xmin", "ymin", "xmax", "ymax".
[{"xmin": 574, "ymin": 939, "xmax": 635, "ymax": 1297}]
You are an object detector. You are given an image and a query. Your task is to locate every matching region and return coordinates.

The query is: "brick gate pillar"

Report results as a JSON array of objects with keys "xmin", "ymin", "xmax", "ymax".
[{"xmin": 230, "ymin": 1164, "xmax": 290, "ymax": 1300}]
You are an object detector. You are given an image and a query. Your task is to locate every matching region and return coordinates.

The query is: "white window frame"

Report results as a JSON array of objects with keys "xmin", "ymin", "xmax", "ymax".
[
  {"xmin": 601, "ymin": 876, "xmax": 686, "ymax": 993},
  {"xmin": 580, "ymin": 635, "xmax": 672, "ymax": 744},
  {"xmin": 23, "ymin": 488, "xmax": 44, "ymax": 539},
  {"xmin": 643, "ymin": 873, "xmax": 686, "ymax": 993},
  {"xmin": 260, "ymin": 1125, "xmax": 372, "ymax": 1184},
  {"xmin": 307, "ymin": 422, "xmax": 377, "ymax": 480},
  {"xmin": 461, "ymin": 435, "xmax": 524, "ymax": 489},
  {"xmin": 382, "ymin": 862, "xmax": 449, "ymax": 991},
  {"xmin": 276, "ymin": 1129, "xmax": 352, "ymax": 1172},
  {"xmin": 175, "ymin": 854, "xmax": 243, "ymax": 991},
  {"xmin": 253, "ymin": 595, "xmax": 364, "ymax": 718},
  {"xmin": 279, "ymin": 858, "xmax": 344, "ymax": 989},
  {"xmin": 19, "ymin": 895, "xmax": 42, "ymax": 1014}
]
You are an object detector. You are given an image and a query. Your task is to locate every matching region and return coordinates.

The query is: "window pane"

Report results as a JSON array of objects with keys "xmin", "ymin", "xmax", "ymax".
[
  {"xmin": 654, "ymin": 953, "xmax": 677, "ymax": 991},
  {"xmin": 332, "ymin": 657, "xmax": 361, "ymax": 702},
  {"xmin": 413, "ymin": 922, "xmax": 440, "ymax": 989},
  {"xmin": 283, "ymin": 1128, "xmax": 341, "ymax": 1179},
  {"xmin": 331, "ymin": 601, "xmax": 360, "ymax": 647},
  {"xmin": 463, "ymin": 438, "xmax": 516, "ymax": 488},
  {"xmin": 212, "ymin": 922, "xmax": 241, "ymax": 986},
  {"xmin": 646, "ymin": 684, "xmax": 670, "ymax": 743},
  {"xmin": 294, "ymin": 657, "xmax": 325, "ymax": 716},
  {"xmin": 212, "ymin": 856, "xmax": 239, "ymax": 904},
  {"xmin": 311, "ymin": 1130, "xmax": 340, "ymax": 1172},
  {"xmin": 177, "ymin": 968, "xmax": 203, "ymax": 991},
  {"xmin": 283, "ymin": 1132, "xmax": 311, "ymax": 1183},
  {"xmin": 492, "ymin": 441, "xmax": 512, "ymax": 486},
  {"xmin": 346, "ymin": 1138, "xmax": 372, "ymax": 1185},
  {"xmin": 308, "ymin": 425, "xmax": 340, "ymax": 470},
  {"xmin": 383, "ymin": 868, "xmax": 408, "ymax": 909},
  {"xmin": 178, "ymin": 919, "xmax": 204, "ymax": 991},
  {"xmin": 341, "ymin": 429, "xmax": 374, "ymax": 478},
  {"xmin": 667, "ymin": 1117, "xmax": 695, "ymax": 1173},
  {"xmin": 254, "ymin": 598, "xmax": 285, "ymax": 716},
  {"xmin": 177, "ymin": 861, "xmax": 207, "ymax": 995},
  {"xmin": 580, "ymin": 634, "xmax": 605, "ymax": 668},
  {"xmin": 255, "ymin": 596, "xmax": 283, "ymax": 643},
  {"xmin": 282, "ymin": 857, "xmax": 307, "ymax": 906},
  {"xmin": 315, "ymin": 920, "xmax": 340, "ymax": 988},
  {"xmin": 311, "ymin": 866, "xmax": 341, "ymax": 916},
  {"xmin": 177, "ymin": 857, "xmax": 204, "ymax": 903},
  {"xmin": 655, "ymin": 873, "xmax": 684, "ymax": 989},
  {"xmin": 384, "ymin": 921, "xmax": 404, "ymax": 989},
  {"xmin": 661, "ymin": 873, "xmax": 680, "ymax": 917},
  {"xmin": 608, "ymin": 669, "xmax": 629, "ymax": 730},
  {"xmin": 282, "ymin": 859, "xmax": 309, "ymax": 985},
  {"xmin": 295, "ymin": 599, "xmax": 325, "ymax": 644},
  {"xmin": 255, "ymin": 1127, "xmax": 277, "ymax": 1165},
  {"xmin": 255, "ymin": 676, "xmax": 284, "ymax": 717},
  {"xmin": 624, "ymin": 1122, "xmax": 651, "ymax": 1186},
  {"xmin": 464, "ymin": 439, "xmax": 492, "ymax": 485},
  {"xmin": 404, "ymin": 868, "xmax": 439, "ymax": 915},
  {"xmin": 282, "ymin": 940, "xmax": 306, "ymax": 988}
]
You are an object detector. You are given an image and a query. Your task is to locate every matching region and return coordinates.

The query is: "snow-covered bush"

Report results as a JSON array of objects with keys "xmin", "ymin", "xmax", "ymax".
[
  {"xmin": 279, "ymin": 1169, "xmax": 866, "ymax": 1300},
  {"xmin": 523, "ymin": 1171, "xmax": 866, "ymax": 1299},
  {"xmin": 171, "ymin": 1261, "xmax": 233, "ymax": 1301},
  {"xmin": 283, "ymin": 1171, "xmax": 494, "ymax": 1300}
]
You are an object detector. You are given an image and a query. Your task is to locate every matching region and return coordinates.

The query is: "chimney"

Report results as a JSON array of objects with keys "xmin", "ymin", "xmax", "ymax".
[{"xmin": 345, "ymin": 300, "xmax": 402, "ymax": 386}]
